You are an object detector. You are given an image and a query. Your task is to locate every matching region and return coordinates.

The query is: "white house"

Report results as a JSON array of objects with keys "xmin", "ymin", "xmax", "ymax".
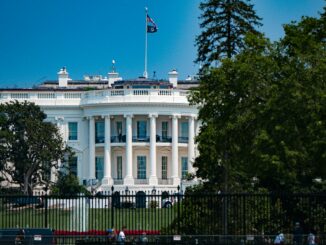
[{"xmin": 0, "ymin": 67, "xmax": 200, "ymax": 195}]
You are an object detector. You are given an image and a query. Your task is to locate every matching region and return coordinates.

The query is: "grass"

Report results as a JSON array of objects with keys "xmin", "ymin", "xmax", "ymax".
[{"xmin": 0, "ymin": 205, "xmax": 177, "ymax": 231}]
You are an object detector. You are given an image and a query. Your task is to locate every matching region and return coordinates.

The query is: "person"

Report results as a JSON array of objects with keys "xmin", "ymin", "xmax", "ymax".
[
  {"xmin": 15, "ymin": 229, "xmax": 25, "ymax": 245},
  {"xmin": 307, "ymin": 231, "xmax": 316, "ymax": 245},
  {"xmin": 107, "ymin": 228, "xmax": 116, "ymax": 243},
  {"xmin": 117, "ymin": 226, "xmax": 126, "ymax": 245},
  {"xmin": 293, "ymin": 222, "xmax": 303, "ymax": 245},
  {"xmin": 274, "ymin": 232, "xmax": 285, "ymax": 245},
  {"xmin": 140, "ymin": 232, "xmax": 148, "ymax": 244}
]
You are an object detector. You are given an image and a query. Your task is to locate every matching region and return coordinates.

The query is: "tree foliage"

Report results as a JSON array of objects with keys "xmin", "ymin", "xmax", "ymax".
[
  {"xmin": 51, "ymin": 172, "xmax": 89, "ymax": 196},
  {"xmin": 191, "ymin": 9, "xmax": 326, "ymax": 193},
  {"xmin": 196, "ymin": 0, "xmax": 262, "ymax": 68},
  {"xmin": 0, "ymin": 101, "xmax": 69, "ymax": 195}
]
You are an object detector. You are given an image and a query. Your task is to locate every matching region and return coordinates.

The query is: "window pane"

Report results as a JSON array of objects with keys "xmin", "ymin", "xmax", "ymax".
[
  {"xmin": 117, "ymin": 156, "xmax": 122, "ymax": 179},
  {"xmin": 137, "ymin": 156, "xmax": 146, "ymax": 179},
  {"xmin": 69, "ymin": 156, "xmax": 78, "ymax": 176},
  {"xmin": 181, "ymin": 122, "xmax": 188, "ymax": 138},
  {"xmin": 116, "ymin": 122, "xmax": 123, "ymax": 142},
  {"xmin": 181, "ymin": 157, "xmax": 188, "ymax": 179},
  {"xmin": 162, "ymin": 156, "xmax": 168, "ymax": 180},
  {"xmin": 95, "ymin": 121, "xmax": 105, "ymax": 143},
  {"xmin": 116, "ymin": 122, "xmax": 122, "ymax": 134},
  {"xmin": 137, "ymin": 121, "xmax": 147, "ymax": 138},
  {"xmin": 162, "ymin": 122, "xmax": 168, "ymax": 138},
  {"xmin": 95, "ymin": 157, "xmax": 104, "ymax": 181},
  {"xmin": 68, "ymin": 122, "xmax": 78, "ymax": 140}
]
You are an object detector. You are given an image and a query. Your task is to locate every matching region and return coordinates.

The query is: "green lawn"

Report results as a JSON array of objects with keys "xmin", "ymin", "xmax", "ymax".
[{"xmin": 0, "ymin": 206, "xmax": 177, "ymax": 231}]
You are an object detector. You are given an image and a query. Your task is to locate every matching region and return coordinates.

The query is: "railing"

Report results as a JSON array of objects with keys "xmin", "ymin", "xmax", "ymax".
[
  {"xmin": 157, "ymin": 136, "xmax": 172, "ymax": 143},
  {"xmin": 0, "ymin": 193, "xmax": 324, "ymax": 239},
  {"xmin": 132, "ymin": 136, "xmax": 150, "ymax": 142},
  {"xmin": 37, "ymin": 93, "xmax": 55, "ymax": 99},
  {"xmin": 95, "ymin": 136, "xmax": 105, "ymax": 144},
  {"xmin": 113, "ymin": 179, "xmax": 123, "ymax": 185},
  {"xmin": 178, "ymin": 136, "xmax": 189, "ymax": 143},
  {"xmin": 158, "ymin": 178, "xmax": 173, "ymax": 185},
  {"xmin": 0, "ymin": 88, "xmax": 190, "ymax": 107},
  {"xmin": 134, "ymin": 179, "xmax": 149, "ymax": 185},
  {"xmin": 111, "ymin": 135, "xmax": 126, "ymax": 143},
  {"xmin": 95, "ymin": 136, "xmax": 184, "ymax": 144}
]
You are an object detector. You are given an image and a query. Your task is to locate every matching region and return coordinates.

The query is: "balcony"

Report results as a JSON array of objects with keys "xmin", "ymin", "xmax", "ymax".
[
  {"xmin": 158, "ymin": 178, "xmax": 173, "ymax": 185},
  {"xmin": 134, "ymin": 179, "xmax": 148, "ymax": 185},
  {"xmin": 178, "ymin": 136, "xmax": 189, "ymax": 143},
  {"xmin": 96, "ymin": 135, "xmax": 188, "ymax": 144},
  {"xmin": 113, "ymin": 178, "xmax": 123, "ymax": 185},
  {"xmin": 111, "ymin": 135, "xmax": 126, "ymax": 143},
  {"xmin": 95, "ymin": 136, "xmax": 105, "ymax": 144},
  {"xmin": 132, "ymin": 136, "xmax": 150, "ymax": 142},
  {"xmin": 156, "ymin": 135, "xmax": 172, "ymax": 143},
  {"xmin": 0, "ymin": 88, "xmax": 189, "ymax": 107}
]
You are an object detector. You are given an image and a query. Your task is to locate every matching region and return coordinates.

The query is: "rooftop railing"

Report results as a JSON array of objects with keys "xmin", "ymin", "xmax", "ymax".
[{"xmin": 0, "ymin": 89, "xmax": 189, "ymax": 106}]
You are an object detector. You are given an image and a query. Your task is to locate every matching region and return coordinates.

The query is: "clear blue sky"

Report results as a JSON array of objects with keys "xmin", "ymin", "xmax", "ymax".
[{"xmin": 0, "ymin": 0, "xmax": 324, "ymax": 88}]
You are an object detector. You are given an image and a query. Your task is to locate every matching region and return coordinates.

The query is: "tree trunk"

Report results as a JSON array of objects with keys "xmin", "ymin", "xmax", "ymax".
[{"xmin": 24, "ymin": 170, "xmax": 33, "ymax": 195}]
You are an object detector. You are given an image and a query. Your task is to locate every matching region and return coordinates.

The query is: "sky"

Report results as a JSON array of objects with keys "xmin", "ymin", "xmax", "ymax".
[{"xmin": 0, "ymin": 0, "xmax": 324, "ymax": 88}]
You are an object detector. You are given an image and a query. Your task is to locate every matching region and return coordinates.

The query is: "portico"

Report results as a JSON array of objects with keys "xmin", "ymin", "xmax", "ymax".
[{"xmin": 85, "ymin": 112, "xmax": 197, "ymax": 190}]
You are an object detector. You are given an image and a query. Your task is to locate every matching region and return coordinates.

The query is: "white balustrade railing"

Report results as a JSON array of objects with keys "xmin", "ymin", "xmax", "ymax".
[
  {"xmin": 37, "ymin": 93, "xmax": 56, "ymax": 99},
  {"xmin": 10, "ymin": 93, "xmax": 29, "ymax": 99},
  {"xmin": 0, "ymin": 88, "xmax": 189, "ymax": 106}
]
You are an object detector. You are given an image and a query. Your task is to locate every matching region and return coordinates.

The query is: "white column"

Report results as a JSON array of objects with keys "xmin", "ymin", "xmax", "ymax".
[
  {"xmin": 54, "ymin": 116, "xmax": 64, "ymax": 181},
  {"xmin": 149, "ymin": 114, "xmax": 158, "ymax": 185},
  {"xmin": 103, "ymin": 115, "xmax": 113, "ymax": 185},
  {"xmin": 195, "ymin": 119, "xmax": 201, "ymax": 158},
  {"xmin": 188, "ymin": 115, "xmax": 196, "ymax": 174},
  {"xmin": 88, "ymin": 116, "xmax": 96, "ymax": 179},
  {"xmin": 124, "ymin": 114, "xmax": 134, "ymax": 185},
  {"xmin": 171, "ymin": 114, "xmax": 180, "ymax": 185}
]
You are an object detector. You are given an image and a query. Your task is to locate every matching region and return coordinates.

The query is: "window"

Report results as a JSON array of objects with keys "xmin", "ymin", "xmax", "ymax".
[
  {"xmin": 181, "ymin": 157, "xmax": 188, "ymax": 179},
  {"xmin": 69, "ymin": 156, "xmax": 78, "ymax": 176},
  {"xmin": 117, "ymin": 156, "xmax": 122, "ymax": 179},
  {"xmin": 116, "ymin": 121, "xmax": 123, "ymax": 142},
  {"xmin": 68, "ymin": 122, "xmax": 78, "ymax": 140},
  {"xmin": 162, "ymin": 156, "xmax": 168, "ymax": 180},
  {"xmin": 137, "ymin": 156, "xmax": 146, "ymax": 179},
  {"xmin": 95, "ymin": 156, "xmax": 104, "ymax": 181},
  {"xmin": 95, "ymin": 121, "xmax": 105, "ymax": 143},
  {"xmin": 137, "ymin": 121, "xmax": 147, "ymax": 139},
  {"xmin": 181, "ymin": 122, "xmax": 188, "ymax": 138},
  {"xmin": 162, "ymin": 122, "xmax": 168, "ymax": 139}
]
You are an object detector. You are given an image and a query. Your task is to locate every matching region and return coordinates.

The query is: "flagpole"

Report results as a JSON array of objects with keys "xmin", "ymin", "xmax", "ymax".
[{"xmin": 144, "ymin": 7, "xmax": 148, "ymax": 79}]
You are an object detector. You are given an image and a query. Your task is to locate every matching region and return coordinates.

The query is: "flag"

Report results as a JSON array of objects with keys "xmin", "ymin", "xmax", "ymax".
[
  {"xmin": 147, "ymin": 14, "xmax": 157, "ymax": 33},
  {"xmin": 147, "ymin": 25, "xmax": 157, "ymax": 33},
  {"xmin": 147, "ymin": 14, "xmax": 156, "ymax": 25}
]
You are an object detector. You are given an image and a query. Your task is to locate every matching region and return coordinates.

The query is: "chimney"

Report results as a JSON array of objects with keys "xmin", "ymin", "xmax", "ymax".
[
  {"xmin": 58, "ymin": 67, "xmax": 69, "ymax": 87},
  {"xmin": 108, "ymin": 72, "xmax": 122, "ymax": 87},
  {"xmin": 108, "ymin": 60, "xmax": 122, "ymax": 87},
  {"xmin": 168, "ymin": 69, "xmax": 178, "ymax": 88}
]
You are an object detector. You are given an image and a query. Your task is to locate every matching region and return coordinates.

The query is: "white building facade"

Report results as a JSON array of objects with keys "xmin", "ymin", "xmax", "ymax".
[{"xmin": 0, "ymin": 68, "xmax": 200, "ymax": 194}]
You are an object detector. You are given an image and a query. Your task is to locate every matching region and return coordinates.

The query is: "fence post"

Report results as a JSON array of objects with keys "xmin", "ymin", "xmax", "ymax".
[
  {"xmin": 111, "ymin": 186, "xmax": 114, "ymax": 229},
  {"xmin": 44, "ymin": 188, "xmax": 48, "ymax": 228},
  {"xmin": 177, "ymin": 185, "xmax": 180, "ymax": 234}
]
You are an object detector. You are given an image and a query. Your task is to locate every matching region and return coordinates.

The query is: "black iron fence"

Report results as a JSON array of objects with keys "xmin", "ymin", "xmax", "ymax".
[{"xmin": 0, "ymin": 193, "xmax": 325, "ymax": 244}]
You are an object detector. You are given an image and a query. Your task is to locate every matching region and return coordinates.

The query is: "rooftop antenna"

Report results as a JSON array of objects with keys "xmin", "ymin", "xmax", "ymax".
[{"xmin": 112, "ymin": 59, "xmax": 116, "ymax": 73}]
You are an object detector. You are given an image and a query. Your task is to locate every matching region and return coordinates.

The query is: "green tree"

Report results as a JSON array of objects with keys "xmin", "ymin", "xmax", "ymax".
[
  {"xmin": 191, "ymin": 10, "xmax": 326, "ymax": 192},
  {"xmin": 0, "ymin": 101, "xmax": 70, "ymax": 195},
  {"xmin": 192, "ymin": 33, "xmax": 276, "ymax": 192},
  {"xmin": 51, "ymin": 172, "xmax": 89, "ymax": 196},
  {"xmin": 196, "ymin": 0, "xmax": 262, "ymax": 68}
]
